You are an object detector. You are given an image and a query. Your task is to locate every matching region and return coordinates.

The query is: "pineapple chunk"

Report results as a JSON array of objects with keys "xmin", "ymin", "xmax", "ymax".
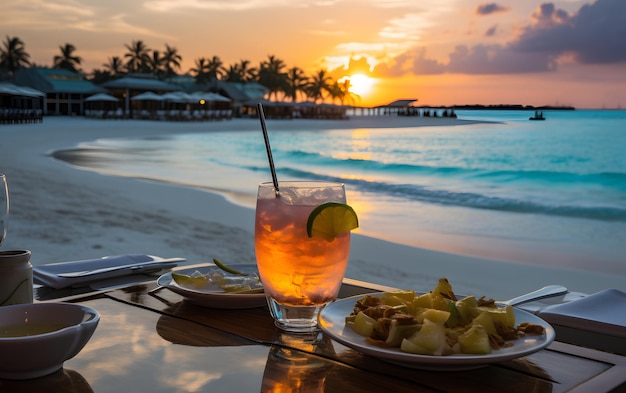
[
  {"xmin": 458, "ymin": 325, "xmax": 491, "ymax": 354},
  {"xmin": 400, "ymin": 338, "xmax": 430, "ymax": 355},
  {"xmin": 477, "ymin": 305, "xmax": 515, "ymax": 329},
  {"xmin": 382, "ymin": 291, "xmax": 416, "ymax": 314},
  {"xmin": 385, "ymin": 320, "xmax": 420, "ymax": 346},
  {"xmin": 411, "ymin": 293, "xmax": 432, "ymax": 309},
  {"xmin": 352, "ymin": 311, "xmax": 376, "ymax": 337},
  {"xmin": 382, "ymin": 289, "xmax": 416, "ymax": 303},
  {"xmin": 405, "ymin": 319, "xmax": 448, "ymax": 356},
  {"xmin": 455, "ymin": 296, "xmax": 479, "ymax": 325},
  {"xmin": 432, "ymin": 278, "xmax": 455, "ymax": 300},
  {"xmin": 472, "ymin": 311, "xmax": 503, "ymax": 344},
  {"xmin": 421, "ymin": 308, "xmax": 451, "ymax": 324}
]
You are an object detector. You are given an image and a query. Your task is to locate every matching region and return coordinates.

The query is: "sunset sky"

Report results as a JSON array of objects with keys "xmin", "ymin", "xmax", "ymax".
[{"xmin": 2, "ymin": 0, "xmax": 625, "ymax": 108}]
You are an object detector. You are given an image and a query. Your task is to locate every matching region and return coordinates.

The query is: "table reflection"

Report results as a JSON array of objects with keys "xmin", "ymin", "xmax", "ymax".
[
  {"xmin": 261, "ymin": 332, "xmax": 336, "ymax": 392},
  {"xmin": 64, "ymin": 298, "xmax": 269, "ymax": 392},
  {"xmin": 0, "ymin": 368, "xmax": 93, "ymax": 393}
]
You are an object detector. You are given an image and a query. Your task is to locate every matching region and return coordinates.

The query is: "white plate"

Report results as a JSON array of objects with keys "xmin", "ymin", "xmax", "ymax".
[
  {"xmin": 319, "ymin": 293, "xmax": 556, "ymax": 371},
  {"xmin": 157, "ymin": 265, "xmax": 267, "ymax": 309}
]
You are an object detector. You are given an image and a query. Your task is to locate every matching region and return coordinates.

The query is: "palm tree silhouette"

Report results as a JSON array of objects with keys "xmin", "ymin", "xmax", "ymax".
[
  {"xmin": 162, "ymin": 44, "xmax": 182, "ymax": 78},
  {"xmin": 306, "ymin": 69, "xmax": 333, "ymax": 103},
  {"xmin": 284, "ymin": 67, "xmax": 309, "ymax": 102},
  {"xmin": 191, "ymin": 57, "xmax": 209, "ymax": 83},
  {"xmin": 329, "ymin": 79, "xmax": 359, "ymax": 105},
  {"xmin": 0, "ymin": 36, "xmax": 30, "ymax": 80},
  {"xmin": 103, "ymin": 56, "xmax": 124, "ymax": 78},
  {"xmin": 147, "ymin": 50, "xmax": 164, "ymax": 77},
  {"xmin": 124, "ymin": 40, "xmax": 150, "ymax": 73},
  {"xmin": 258, "ymin": 55, "xmax": 286, "ymax": 100},
  {"xmin": 53, "ymin": 43, "xmax": 82, "ymax": 72},
  {"xmin": 224, "ymin": 60, "xmax": 257, "ymax": 83},
  {"xmin": 206, "ymin": 56, "xmax": 226, "ymax": 81}
]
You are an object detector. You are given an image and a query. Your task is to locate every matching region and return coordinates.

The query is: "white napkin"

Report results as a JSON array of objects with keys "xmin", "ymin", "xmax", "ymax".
[
  {"xmin": 538, "ymin": 288, "xmax": 626, "ymax": 337},
  {"xmin": 33, "ymin": 254, "xmax": 183, "ymax": 289}
]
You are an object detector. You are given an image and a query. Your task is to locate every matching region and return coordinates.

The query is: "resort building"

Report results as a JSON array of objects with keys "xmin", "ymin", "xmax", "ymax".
[
  {"xmin": 0, "ymin": 82, "xmax": 46, "ymax": 124},
  {"xmin": 14, "ymin": 68, "xmax": 105, "ymax": 116}
]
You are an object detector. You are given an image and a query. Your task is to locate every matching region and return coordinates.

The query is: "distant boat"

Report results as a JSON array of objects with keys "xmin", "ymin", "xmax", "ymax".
[{"xmin": 529, "ymin": 111, "xmax": 546, "ymax": 121}]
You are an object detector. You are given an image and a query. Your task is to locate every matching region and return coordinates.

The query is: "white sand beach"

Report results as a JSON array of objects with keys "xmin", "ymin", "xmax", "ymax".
[{"xmin": 1, "ymin": 116, "xmax": 623, "ymax": 299}]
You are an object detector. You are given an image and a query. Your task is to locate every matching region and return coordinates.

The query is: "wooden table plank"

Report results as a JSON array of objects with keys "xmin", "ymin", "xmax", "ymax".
[{"xmin": 102, "ymin": 281, "xmax": 626, "ymax": 392}]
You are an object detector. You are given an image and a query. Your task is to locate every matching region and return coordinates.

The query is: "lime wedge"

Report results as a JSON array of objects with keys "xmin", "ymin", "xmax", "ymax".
[
  {"xmin": 172, "ymin": 273, "xmax": 208, "ymax": 289},
  {"xmin": 213, "ymin": 258, "xmax": 248, "ymax": 276},
  {"xmin": 306, "ymin": 202, "xmax": 359, "ymax": 242}
]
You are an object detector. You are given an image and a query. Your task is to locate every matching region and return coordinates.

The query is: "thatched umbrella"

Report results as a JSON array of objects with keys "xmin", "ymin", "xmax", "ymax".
[
  {"xmin": 85, "ymin": 93, "xmax": 118, "ymax": 102},
  {"xmin": 84, "ymin": 93, "xmax": 119, "ymax": 116}
]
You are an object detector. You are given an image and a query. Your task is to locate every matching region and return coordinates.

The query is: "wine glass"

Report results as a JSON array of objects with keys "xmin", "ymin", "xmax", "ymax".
[{"xmin": 0, "ymin": 174, "xmax": 8, "ymax": 247}]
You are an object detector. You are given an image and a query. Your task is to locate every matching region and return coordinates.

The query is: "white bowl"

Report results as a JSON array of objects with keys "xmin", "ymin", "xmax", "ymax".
[{"xmin": 0, "ymin": 302, "xmax": 99, "ymax": 380}]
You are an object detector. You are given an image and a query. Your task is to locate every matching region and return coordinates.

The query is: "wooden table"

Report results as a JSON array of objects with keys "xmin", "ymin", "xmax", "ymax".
[{"xmin": 2, "ymin": 273, "xmax": 625, "ymax": 392}]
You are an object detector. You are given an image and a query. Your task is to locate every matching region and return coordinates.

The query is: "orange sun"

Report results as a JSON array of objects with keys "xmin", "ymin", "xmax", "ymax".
[{"xmin": 347, "ymin": 73, "xmax": 374, "ymax": 97}]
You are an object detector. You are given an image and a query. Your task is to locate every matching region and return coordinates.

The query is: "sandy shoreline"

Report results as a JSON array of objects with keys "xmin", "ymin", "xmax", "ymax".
[{"xmin": 1, "ymin": 116, "xmax": 623, "ymax": 299}]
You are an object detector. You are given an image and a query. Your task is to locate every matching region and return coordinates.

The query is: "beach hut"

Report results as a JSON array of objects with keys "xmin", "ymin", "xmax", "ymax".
[
  {"xmin": 130, "ymin": 91, "xmax": 164, "ymax": 101},
  {"xmin": 129, "ymin": 91, "xmax": 164, "ymax": 119},
  {"xmin": 14, "ymin": 68, "xmax": 104, "ymax": 116},
  {"xmin": 188, "ymin": 92, "xmax": 233, "ymax": 120},
  {"xmin": 101, "ymin": 74, "xmax": 179, "ymax": 117},
  {"xmin": 377, "ymin": 99, "xmax": 419, "ymax": 116},
  {"xmin": 84, "ymin": 93, "xmax": 119, "ymax": 118},
  {"xmin": 84, "ymin": 93, "xmax": 118, "ymax": 102},
  {"xmin": 0, "ymin": 82, "xmax": 46, "ymax": 123}
]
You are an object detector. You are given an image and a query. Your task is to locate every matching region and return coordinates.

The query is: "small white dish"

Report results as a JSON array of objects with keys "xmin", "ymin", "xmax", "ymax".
[
  {"xmin": 0, "ymin": 302, "xmax": 100, "ymax": 380},
  {"xmin": 319, "ymin": 293, "xmax": 555, "ymax": 371},
  {"xmin": 157, "ymin": 265, "xmax": 267, "ymax": 309}
]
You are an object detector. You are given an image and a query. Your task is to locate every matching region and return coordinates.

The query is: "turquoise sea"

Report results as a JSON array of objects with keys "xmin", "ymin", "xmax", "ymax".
[{"xmin": 59, "ymin": 109, "xmax": 626, "ymax": 276}]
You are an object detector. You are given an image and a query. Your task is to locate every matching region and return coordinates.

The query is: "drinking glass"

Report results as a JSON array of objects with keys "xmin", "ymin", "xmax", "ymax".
[
  {"xmin": 0, "ymin": 174, "xmax": 8, "ymax": 247},
  {"xmin": 254, "ymin": 181, "xmax": 351, "ymax": 333}
]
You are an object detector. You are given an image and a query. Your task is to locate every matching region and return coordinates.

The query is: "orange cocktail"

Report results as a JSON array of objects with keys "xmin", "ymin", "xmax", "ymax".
[{"xmin": 255, "ymin": 181, "xmax": 350, "ymax": 332}]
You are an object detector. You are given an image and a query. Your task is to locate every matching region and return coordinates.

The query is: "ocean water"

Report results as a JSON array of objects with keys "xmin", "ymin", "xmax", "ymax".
[{"xmin": 59, "ymin": 109, "xmax": 626, "ymax": 275}]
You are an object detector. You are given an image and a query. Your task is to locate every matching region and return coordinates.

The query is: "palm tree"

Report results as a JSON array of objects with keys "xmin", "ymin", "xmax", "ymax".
[
  {"xmin": 327, "ymin": 81, "xmax": 345, "ymax": 105},
  {"xmin": 257, "ymin": 55, "xmax": 286, "ymax": 100},
  {"xmin": 224, "ymin": 64, "xmax": 243, "ymax": 83},
  {"xmin": 305, "ymin": 69, "xmax": 333, "ymax": 103},
  {"xmin": 205, "ymin": 56, "xmax": 225, "ymax": 81},
  {"xmin": 191, "ymin": 57, "xmax": 209, "ymax": 83},
  {"xmin": 237, "ymin": 59, "xmax": 257, "ymax": 82},
  {"xmin": 146, "ymin": 50, "xmax": 164, "ymax": 77},
  {"xmin": 338, "ymin": 78, "xmax": 360, "ymax": 105},
  {"xmin": 162, "ymin": 44, "xmax": 181, "ymax": 78},
  {"xmin": 124, "ymin": 40, "xmax": 150, "ymax": 73},
  {"xmin": 224, "ymin": 60, "xmax": 256, "ymax": 83},
  {"xmin": 53, "ymin": 43, "xmax": 82, "ymax": 72},
  {"xmin": 0, "ymin": 36, "xmax": 30, "ymax": 79},
  {"xmin": 103, "ymin": 56, "xmax": 124, "ymax": 78},
  {"xmin": 284, "ymin": 67, "xmax": 309, "ymax": 102},
  {"xmin": 89, "ymin": 68, "xmax": 113, "ymax": 84},
  {"xmin": 327, "ymin": 79, "xmax": 358, "ymax": 105}
]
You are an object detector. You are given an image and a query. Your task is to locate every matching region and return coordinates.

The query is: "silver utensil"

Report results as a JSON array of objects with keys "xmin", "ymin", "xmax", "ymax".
[
  {"xmin": 499, "ymin": 285, "xmax": 568, "ymax": 306},
  {"xmin": 56, "ymin": 258, "xmax": 185, "ymax": 278}
]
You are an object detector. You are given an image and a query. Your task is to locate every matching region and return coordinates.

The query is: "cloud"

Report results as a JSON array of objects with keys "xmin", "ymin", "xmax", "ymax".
[
  {"xmin": 485, "ymin": 25, "xmax": 497, "ymax": 37},
  {"xmin": 379, "ymin": 0, "xmax": 626, "ymax": 76},
  {"xmin": 475, "ymin": 3, "xmax": 509, "ymax": 16},
  {"xmin": 143, "ymin": 0, "xmax": 330, "ymax": 12},
  {"xmin": 511, "ymin": 0, "xmax": 626, "ymax": 64},
  {"xmin": 0, "ymin": 0, "xmax": 171, "ymax": 39},
  {"xmin": 328, "ymin": 56, "xmax": 374, "ymax": 79},
  {"xmin": 374, "ymin": 47, "xmax": 446, "ymax": 76},
  {"xmin": 446, "ymin": 44, "xmax": 557, "ymax": 74}
]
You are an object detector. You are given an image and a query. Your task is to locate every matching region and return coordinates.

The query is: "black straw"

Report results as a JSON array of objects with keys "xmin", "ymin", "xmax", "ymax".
[{"xmin": 257, "ymin": 103, "xmax": 280, "ymax": 196}]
